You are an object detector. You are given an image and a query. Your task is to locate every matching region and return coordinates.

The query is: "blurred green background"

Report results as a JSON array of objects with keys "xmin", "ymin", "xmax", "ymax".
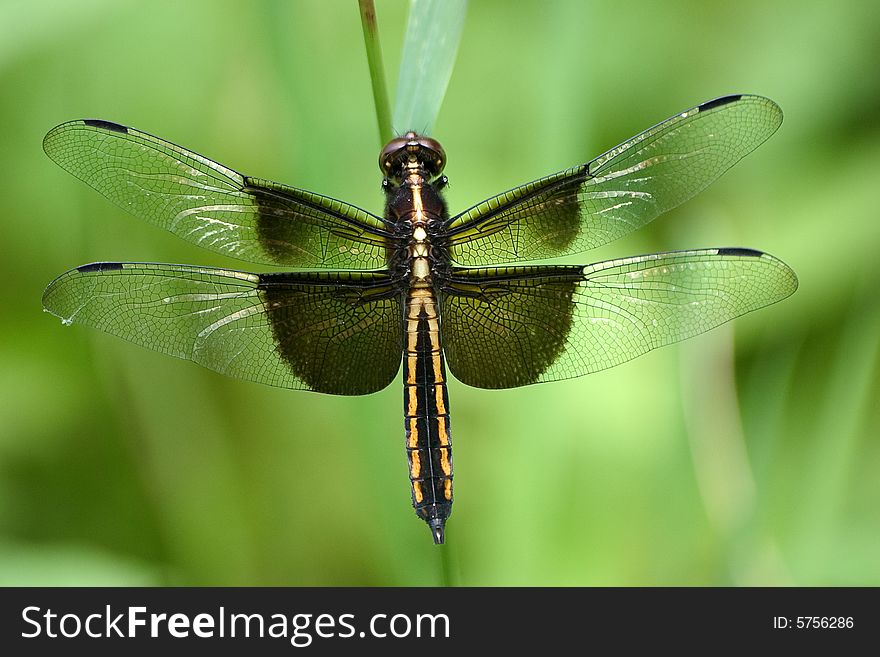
[{"xmin": 1, "ymin": 0, "xmax": 878, "ymax": 586}]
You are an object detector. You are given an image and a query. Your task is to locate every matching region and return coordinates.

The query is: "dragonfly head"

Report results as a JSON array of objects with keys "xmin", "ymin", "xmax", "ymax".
[{"xmin": 379, "ymin": 131, "xmax": 446, "ymax": 184}]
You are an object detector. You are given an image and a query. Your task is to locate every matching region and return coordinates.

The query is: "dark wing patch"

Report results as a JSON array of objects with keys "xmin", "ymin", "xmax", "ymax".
[
  {"xmin": 76, "ymin": 262, "xmax": 124, "ymax": 273},
  {"xmin": 439, "ymin": 249, "xmax": 797, "ymax": 389},
  {"xmin": 698, "ymin": 95, "xmax": 743, "ymax": 111},
  {"xmin": 83, "ymin": 119, "xmax": 128, "ymax": 133},
  {"xmin": 445, "ymin": 95, "xmax": 782, "ymax": 266},
  {"xmin": 243, "ymin": 176, "xmax": 392, "ymax": 268},
  {"xmin": 715, "ymin": 247, "xmax": 763, "ymax": 257},
  {"xmin": 439, "ymin": 266, "xmax": 581, "ymax": 388},
  {"xmin": 43, "ymin": 120, "xmax": 395, "ymax": 269},
  {"xmin": 259, "ymin": 271, "xmax": 403, "ymax": 394},
  {"xmin": 42, "ymin": 263, "xmax": 403, "ymax": 395}
]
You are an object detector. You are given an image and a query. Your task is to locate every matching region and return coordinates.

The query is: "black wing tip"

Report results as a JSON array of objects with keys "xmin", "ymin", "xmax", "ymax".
[
  {"xmin": 82, "ymin": 119, "xmax": 129, "ymax": 134},
  {"xmin": 76, "ymin": 262, "xmax": 125, "ymax": 273},
  {"xmin": 698, "ymin": 95, "xmax": 744, "ymax": 112},
  {"xmin": 716, "ymin": 247, "xmax": 765, "ymax": 257},
  {"xmin": 697, "ymin": 94, "xmax": 782, "ymax": 118}
]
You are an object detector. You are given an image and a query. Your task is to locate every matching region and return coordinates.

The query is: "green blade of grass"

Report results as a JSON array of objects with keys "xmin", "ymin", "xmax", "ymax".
[
  {"xmin": 358, "ymin": 0, "xmax": 393, "ymax": 146},
  {"xmin": 393, "ymin": 0, "xmax": 467, "ymax": 135}
]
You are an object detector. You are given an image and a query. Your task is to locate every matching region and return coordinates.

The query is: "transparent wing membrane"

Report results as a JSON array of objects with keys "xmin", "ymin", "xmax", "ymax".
[
  {"xmin": 440, "ymin": 248, "xmax": 797, "ymax": 388},
  {"xmin": 43, "ymin": 120, "xmax": 393, "ymax": 269},
  {"xmin": 446, "ymin": 95, "xmax": 782, "ymax": 265},
  {"xmin": 42, "ymin": 263, "xmax": 402, "ymax": 394}
]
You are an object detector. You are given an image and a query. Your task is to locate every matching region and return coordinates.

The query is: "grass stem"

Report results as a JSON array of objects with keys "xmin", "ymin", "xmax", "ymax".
[{"xmin": 358, "ymin": 0, "xmax": 394, "ymax": 146}]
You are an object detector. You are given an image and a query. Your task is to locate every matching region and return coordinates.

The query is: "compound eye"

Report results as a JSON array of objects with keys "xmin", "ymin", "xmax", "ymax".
[
  {"xmin": 428, "ymin": 154, "xmax": 445, "ymax": 177},
  {"xmin": 379, "ymin": 136, "xmax": 409, "ymax": 174}
]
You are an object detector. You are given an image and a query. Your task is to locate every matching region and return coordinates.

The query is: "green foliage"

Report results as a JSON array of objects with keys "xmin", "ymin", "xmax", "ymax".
[
  {"xmin": 1, "ymin": 0, "xmax": 878, "ymax": 585},
  {"xmin": 393, "ymin": 0, "xmax": 467, "ymax": 134}
]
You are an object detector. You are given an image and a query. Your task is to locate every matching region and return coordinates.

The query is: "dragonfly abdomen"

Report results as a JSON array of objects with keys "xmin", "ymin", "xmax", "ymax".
[{"xmin": 403, "ymin": 287, "xmax": 453, "ymax": 544}]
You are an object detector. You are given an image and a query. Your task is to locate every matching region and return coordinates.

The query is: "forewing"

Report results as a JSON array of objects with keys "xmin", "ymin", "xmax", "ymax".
[
  {"xmin": 42, "ymin": 263, "xmax": 403, "ymax": 395},
  {"xmin": 43, "ymin": 120, "xmax": 394, "ymax": 269},
  {"xmin": 440, "ymin": 248, "xmax": 797, "ymax": 388},
  {"xmin": 446, "ymin": 95, "xmax": 782, "ymax": 265}
]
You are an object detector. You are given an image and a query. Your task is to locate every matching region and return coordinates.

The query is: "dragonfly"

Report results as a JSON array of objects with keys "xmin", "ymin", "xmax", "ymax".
[{"xmin": 42, "ymin": 94, "xmax": 797, "ymax": 544}]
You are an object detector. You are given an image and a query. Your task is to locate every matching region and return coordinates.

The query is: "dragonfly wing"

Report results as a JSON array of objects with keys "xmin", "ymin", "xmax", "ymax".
[
  {"xmin": 440, "ymin": 248, "xmax": 797, "ymax": 388},
  {"xmin": 44, "ymin": 120, "xmax": 394, "ymax": 269},
  {"xmin": 43, "ymin": 263, "xmax": 403, "ymax": 394},
  {"xmin": 446, "ymin": 96, "xmax": 782, "ymax": 265}
]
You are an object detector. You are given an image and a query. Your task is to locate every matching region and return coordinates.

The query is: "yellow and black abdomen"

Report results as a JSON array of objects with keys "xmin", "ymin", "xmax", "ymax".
[{"xmin": 403, "ymin": 287, "xmax": 453, "ymax": 544}]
